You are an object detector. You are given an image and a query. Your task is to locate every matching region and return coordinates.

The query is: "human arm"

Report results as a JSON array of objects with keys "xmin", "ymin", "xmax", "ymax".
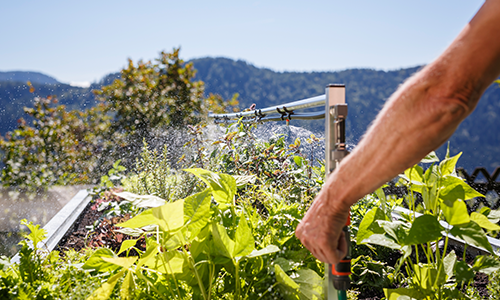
[{"xmin": 295, "ymin": 0, "xmax": 500, "ymax": 265}]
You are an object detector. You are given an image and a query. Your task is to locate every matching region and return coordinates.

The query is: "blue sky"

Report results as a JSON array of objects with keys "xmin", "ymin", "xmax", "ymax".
[{"xmin": 0, "ymin": 0, "xmax": 484, "ymax": 86}]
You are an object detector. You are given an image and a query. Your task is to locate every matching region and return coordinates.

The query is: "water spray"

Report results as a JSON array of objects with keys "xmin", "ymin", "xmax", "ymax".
[{"xmin": 208, "ymin": 84, "xmax": 351, "ymax": 299}]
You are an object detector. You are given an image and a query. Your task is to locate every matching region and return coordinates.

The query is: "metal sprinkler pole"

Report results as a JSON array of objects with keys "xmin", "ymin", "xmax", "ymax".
[
  {"xmin": 325, "ymin": 84, "xmax": 351, "ymax": 300},
  {"xmin": 207, "ymin": 85, "xmax": 351, "ymax": 299}
]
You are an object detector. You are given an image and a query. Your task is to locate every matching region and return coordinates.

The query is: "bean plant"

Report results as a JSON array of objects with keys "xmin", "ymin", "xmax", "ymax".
[
  {"xmin": 357, "ymin": 150, "xmax": 500, "ymax": 299},
  {"xmin": 84, "ymin": 168, "xmax": 324, "ymax": 299}
]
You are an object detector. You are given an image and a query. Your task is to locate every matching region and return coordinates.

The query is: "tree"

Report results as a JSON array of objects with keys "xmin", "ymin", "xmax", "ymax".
[
  {"xmin": 93, "ymin": 48, "xmax": 238, "ymax": 169},
  {"xmin": 0, "ymin": 95, "xmax": 110, "ymax": 188},
  {"xmin": 0, "ymin": 49, "xmax": 238, "ymax": 188}
]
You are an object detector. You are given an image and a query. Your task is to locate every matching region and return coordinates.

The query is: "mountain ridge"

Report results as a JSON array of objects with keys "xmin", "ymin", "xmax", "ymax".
[
  {"xmin": 0, "ymin": 71, "xmax": 60, "ymax": 85},
  {"xmin": 1, "ymin": 58, "xmax": 499, "ymax": 172}
]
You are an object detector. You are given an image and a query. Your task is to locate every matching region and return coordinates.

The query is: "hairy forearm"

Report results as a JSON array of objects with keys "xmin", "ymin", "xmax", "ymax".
[{"xmin": 326, "ymin": 0, "xmax": 500, "ymax": 209}]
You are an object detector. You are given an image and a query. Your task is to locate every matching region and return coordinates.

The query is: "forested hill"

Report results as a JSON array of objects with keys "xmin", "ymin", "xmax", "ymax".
[
  {"xmin": 190, "ymin": 57, "xmax": 500, "ymax": 173},
  {"xmin": 1, "ymin": 58, "xmax": 499, "ymax": 172},
  {"xmin": 0, "ymin": 72, "xmax": 121, "ymax": 134},
  {"xmin": 191, "ymin": 57, "xmax": 421, "ymax": 139},
  {"xmin": 0, "ymin": 71, "xmax": 59, "ymax": 85}
]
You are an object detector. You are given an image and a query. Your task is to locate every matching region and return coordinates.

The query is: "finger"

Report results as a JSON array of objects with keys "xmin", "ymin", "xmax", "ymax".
[
  {"xmin": 311, "ymin": 245, "xmax": 328, "ymax": 264},
  {"xmin": 323, "ymin": 231, "xmax": 347, "ymax": 265},
  {"xmin": 295, "ymin": 223, "xmax": 303, "ymax": 239}
]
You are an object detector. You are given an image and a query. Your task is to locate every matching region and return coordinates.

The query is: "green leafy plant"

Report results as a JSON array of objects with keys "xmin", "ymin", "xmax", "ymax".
[
  {"xmin": 85, "ymin": 168, "xmax": 324, "ymax": 299},
  {"xmin": 356, "ymin": 151, "xmax": 500, "ymax": 299},
  {"xmin": 0, "ymin": 220, "xmax": 104, "ymax": 299}
]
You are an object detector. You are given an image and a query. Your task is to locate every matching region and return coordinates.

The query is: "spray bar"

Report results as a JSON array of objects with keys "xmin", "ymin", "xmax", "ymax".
[
  {"xmin": 211, "ymin": 110, "xmax": 325, "ymax": 124},
  {"xmin": 208, "ymin": 94, "xmax": 326, "ymax": 123}
]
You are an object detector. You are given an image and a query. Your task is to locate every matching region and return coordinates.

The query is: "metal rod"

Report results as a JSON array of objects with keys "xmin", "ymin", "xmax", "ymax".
[
  {"xmin": 212, "ymin": 111, "xmax": 325, "ymax": 124},
  {"xmin": 208, "ymin": 94, "xmax": 326, "ymax": 121}
]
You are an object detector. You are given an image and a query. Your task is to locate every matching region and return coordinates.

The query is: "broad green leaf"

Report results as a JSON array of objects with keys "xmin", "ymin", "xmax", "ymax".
[
  {"xmin": 357, "ymin": 207, "xmax": 388, "ymax": 243},
  {"xmin": 441, "ymin": 198, "xmax": 470, "ymax": 226},
  {"xmin": 137, "ymin": 240, "xmax": 159, "ymax": 268},
  {"xmin": 407, "ymin": 182, "xmax": 425, "ymax": 195},
  {"xmin": 377, "ymin": 220, "xmax": 408, "ymax": 244},
  {"xmin": 101, "ymin": 256, "xmax": 138, "ymax": 269},
  {"xmin": 443, "ymin": 250, "xmax": 457, "ymax": 279},
  {"xmin": 360, "ymin": 234, "xmax": 401, "ymax": 250},
  {"xmin": 455, "ymin": 260, "xmax": 474, "ymax": 284},
  {"xmin": 384, "ymin": 287, "xmax": 424, "ymax": 300},
  {"xmin": 190, "ymin": 226, "xmax": 211, "ymax": 259},
  {"xmin": 404, "ymin": 215, "xmax": 443, "ymax": 245},
  {"xmin": 116, "ymin": 209, "xmax": 156, "ymax": 229},
  {"xmin": 293, "ymin": 268, "xmax": 324, "ymax": 300},
  {"xmin": 424, "ymin": 182, "xmax": 438, "ymax": 212},
  {"xmin": 470, "ymin": 212, "xmax": 500, "ymax": 231},
  {"xmin": 152, "ymin": 199, "xmax": 185, "ymax": 232},
  {"xmin": 440, "ymin": 176, "xmax": 484, "ymax": 200},
  {"xmin": 440, "ymin": 182, "xmax": 465, "ymax": 202},
  {"xmin": 86, "ymin": 268, "xmax": 126, "ymax": 300},
  {"xmin": 212, "ymin": 223, "xmax": 235, "ymax": 259},
  {"xmin": 404, "ymin": 165, "xmax": 424, "ymax": 183},
  {"xmin": 162, "ymin": 251, "xmax": 186, "ymax": 275},
  {"xmin": 439, "ymin": 152, "xmax": 461, "ymax": 176},
  {"xmin": 118, "ymin": 239, "xmax": 139, "ymax": 255},
  {"xmin": 451, "ymin": 221, "xmax": 494, "ymax": 253},
  {"xmin": 164, "ymin": 229, "xmax": 187, "ymax": 250},
  {"xmin": 143, "ymin": 250, "xmax": 186, "ymax": 275},
  {"xmin": 423, "ymin": 164, "xmax": 438, "ymax": 186},
  {"xmin": 274, "ymin": 257, "xmax": 294, "ymax": 272},
  {"xmin": 113, "ymin": 191, "xmax": 165, "ymax": 208},
  {"xmin": 413, "ymin": 263, "xmax": 446, "ymax": 291},
  {"xmin": 421, "ymin": 151, "xmax": 440, "ymax": 164},
  {"xmin": 274, "ymin": 264, "xmax": 300, "ymax": 299},
  {"xmin": 120, "ymin": 270, "xmax": 135, "ymax": 300},
  {"xmin": 246, "ymin": 245, "xmax": 280, "ymax": 258},
  {"xmin": 82, "ymin": 248, "xmax": 119, "ymax": 272},
  {"xmin": 184, "ymin": 169, "xmax": 236, "ymax": 206},
  {"xmin": 233, "ymin": 217, "xmax": 255, "ymax": 258},
  {"xmin": 184, "ymin": 189, "xmax": 212, "ymax": 240},
  {"xmin": 472, "ymin": 255, "xmax": 500, "ymax": 275}
]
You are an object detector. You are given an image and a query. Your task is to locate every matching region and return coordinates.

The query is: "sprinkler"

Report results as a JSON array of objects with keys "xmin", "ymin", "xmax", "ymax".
[{"xmin": 208, "ymin": 84, "xmax": 351, "ymax": 299}]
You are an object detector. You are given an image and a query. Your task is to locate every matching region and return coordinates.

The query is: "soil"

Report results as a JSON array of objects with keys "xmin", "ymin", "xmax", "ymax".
[
  {"xmin": 56, "ymin": 190, "xmax": 145, "ymax": 254},
  {"xmin": 56, "ymin": 196, "xmax": 492, "ymax": 299},
  {"xmin": 56, "ymin": 202, "xmax": 102, "ymax": 252}
]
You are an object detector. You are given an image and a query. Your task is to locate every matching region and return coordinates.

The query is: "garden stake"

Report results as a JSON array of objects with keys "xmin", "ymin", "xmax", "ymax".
[{"xmin": 325, "ymin": 84, "xmax": 351, "ymax": 300}]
